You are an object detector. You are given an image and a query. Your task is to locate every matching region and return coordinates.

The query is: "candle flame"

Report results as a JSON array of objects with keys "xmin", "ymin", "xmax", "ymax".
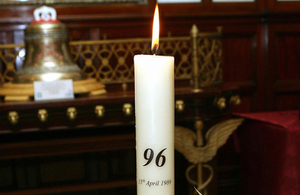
[{"xmin": 151, "ymin": 4, "xmax": 159, "ymax": 54}]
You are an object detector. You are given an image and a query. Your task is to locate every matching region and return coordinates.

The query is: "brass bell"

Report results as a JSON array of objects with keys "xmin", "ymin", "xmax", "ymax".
[{"xmin": 13, "ymin": 6, "xmax": 85, "ymax": 83}]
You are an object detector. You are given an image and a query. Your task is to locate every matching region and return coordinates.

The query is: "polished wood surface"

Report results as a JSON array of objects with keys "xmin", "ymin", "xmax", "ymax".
[{"xmin": 0, "ymin": 83, "xmax": 238, "ymax": 133}]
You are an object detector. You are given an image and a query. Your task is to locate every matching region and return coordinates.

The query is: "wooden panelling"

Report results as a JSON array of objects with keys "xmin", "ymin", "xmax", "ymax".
[
  {"xmin": 275, "ymin": 28, "xmax": 300, "ymax": 81},
  {"xmin": 222, "ymin": 27, "xmax": 258, "ymax": 81},
  {"xmin": 268, "ymin": 22, "xmax": 300, "ymax": 110},
  {"xmin": 266, "ymin": 0, "xmax": 300, "ymax": 12},
  {"xmin": 275, "ymin": 94, "xmax": 300, "ymax": 110},
  {"xmin": 221, "ymin": 24, "xmax": 259, "ymax": 112}
]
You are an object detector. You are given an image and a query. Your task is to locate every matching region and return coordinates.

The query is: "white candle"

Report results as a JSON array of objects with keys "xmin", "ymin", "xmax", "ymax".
[
  {"xmin": 134, "ymin": 54, "xmax": 174, "ymax": 195},
  {"xmin": 134, "ymin": 5, "xmax": 175, "ymax": 194}
]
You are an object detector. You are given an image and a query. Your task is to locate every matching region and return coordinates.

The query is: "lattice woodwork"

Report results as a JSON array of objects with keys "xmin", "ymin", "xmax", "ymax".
[
  {"xmin": 190, "ymin": 25, "xmax": 223, "ymax": 90},
  {"xmin": 0, "ymin": 28, "xmax": 222, "ymax": 89},
  {"xmin": 0, "ymin": 37, "xmax": 191, "ymax": 85},
  {"xmin": 197, "ymin": 37, "xmax": 222, "ymax": 85}
]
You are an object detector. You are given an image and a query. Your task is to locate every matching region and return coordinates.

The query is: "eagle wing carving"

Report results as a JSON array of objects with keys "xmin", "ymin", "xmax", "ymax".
[{"xmin": 175, "ymin": 118, "xmax": 244, "ymax": 164}]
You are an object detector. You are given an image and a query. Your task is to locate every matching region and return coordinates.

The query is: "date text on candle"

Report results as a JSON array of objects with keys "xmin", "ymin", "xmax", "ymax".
[
  {"xmin": 143, "ymin": 148, "xmax": 167, "ymax": 167},
  {"xmin": 138, "ymin": 179, "xmax": 172, "ymax": 187}
]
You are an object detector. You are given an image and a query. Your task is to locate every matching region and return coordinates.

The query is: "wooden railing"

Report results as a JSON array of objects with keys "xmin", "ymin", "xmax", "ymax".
[{"xmin": 0, "ymin": 25, "xmax": 222, "ymax": 90}]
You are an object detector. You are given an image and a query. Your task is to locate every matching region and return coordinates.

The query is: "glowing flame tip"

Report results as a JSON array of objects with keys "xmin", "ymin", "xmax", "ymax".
[{"xmin": 151, "ymin": 4, "xmax": 159, "ymax": 54}]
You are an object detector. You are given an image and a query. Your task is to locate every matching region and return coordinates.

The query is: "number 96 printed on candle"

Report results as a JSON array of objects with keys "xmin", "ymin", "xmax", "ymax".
[{"xmin": 143, "ymin": 148, "xmax": 167, "ymax": 167}]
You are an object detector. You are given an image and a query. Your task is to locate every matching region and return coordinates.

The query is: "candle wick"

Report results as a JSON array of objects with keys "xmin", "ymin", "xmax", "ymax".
[{"xmin": 151, "ymin": 44, "xmax": 159, "ymax": 55}]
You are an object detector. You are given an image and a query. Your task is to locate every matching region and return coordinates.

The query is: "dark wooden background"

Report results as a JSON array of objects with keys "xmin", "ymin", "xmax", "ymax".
[
  {"xmin": 1, "ymin": 0, "xmax": 300, "ymax": 113},
  {"xmin": 0, "ymin": 1, "xmax": 300, "ymax": 194}
]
